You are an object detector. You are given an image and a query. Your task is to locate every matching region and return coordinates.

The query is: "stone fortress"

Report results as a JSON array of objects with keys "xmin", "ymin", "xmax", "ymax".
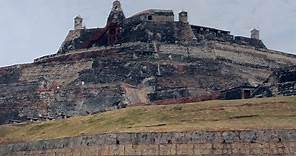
[
  {"xmin": 0, "ymin": 0, "xmax": 296, "ymax": 125},
  {"xmin": 58, "ymin": 0, "xmax": 266, "ymax": 54}
]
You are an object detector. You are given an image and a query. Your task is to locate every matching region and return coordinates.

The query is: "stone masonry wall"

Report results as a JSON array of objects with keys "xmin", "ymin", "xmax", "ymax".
[
  {"xmin": 1, "ymin": 129, "xmax": 296, "ymax": 155},
  {"xmin": 159, "ymin": 42, "xmax": 296, "ymax": 69}
]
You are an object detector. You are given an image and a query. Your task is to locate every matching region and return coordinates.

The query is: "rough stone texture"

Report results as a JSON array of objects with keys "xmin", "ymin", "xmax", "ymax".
[
  {"xmin": 1, "ymin": 42, "xmax": 296, "ymax": 124},
  {"xmin": 0, "ymin": 66, "xmax": 21, "ymax": 84},
  {"xmin": 1, "ymin": 129, "xmax": 296, "ymax": 155},
  {"xmin": 269, "ymin": 66, "xmax": 296, "ymax": 96},
  {"xmin": 253, "ymin": 66, "xmax": 296, "ymax": 97}
]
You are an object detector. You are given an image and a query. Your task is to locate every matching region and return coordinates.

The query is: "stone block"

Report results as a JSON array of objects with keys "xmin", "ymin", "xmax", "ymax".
[
  {"xmin": 100, "ymin": 145, "xmax": 112, "ymax": 156},
  {"xmin": 176, "ymin": 144, "xmax": 194, "ymax": 155},
  {"xmin": 109, "ymin": 145, "xmax": 125, "ymax": 155},
  {"xmin": 138, "ymin": 144, "xmax": 158, "ymax": 156},
  {"xmin": 72, "ymin": 147, "xmax": 83, "ymax": 156},
  {"xmin": 287, "ymin": 142, "xmax": 296, "ymax": 154},
  {"xmin": 123, "ymin": 144, "xmax": 142, "ymax": 155},
  {"xmin": 221, "ymin": 143, "xmax": 234, "ymax": 155},
  {"xmin": 194, "ymin": 143, "xmax": 212, "ymax": 155},
  {"xmin": 249, "ymin": 143, "xmax": 264, "ymax": 155},
  {"xmin": 211, "ymin": 143, "xmax": 223, "ymax": 155},
  {"xmin": 159, "ymin": 144, "xmax": 176, "ymax": 155}
]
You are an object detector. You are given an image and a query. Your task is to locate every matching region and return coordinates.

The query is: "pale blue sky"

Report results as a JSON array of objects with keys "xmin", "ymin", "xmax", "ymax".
[{"xmin": 0, "ymin": 0, "xmax": 295, "ymax": 67}]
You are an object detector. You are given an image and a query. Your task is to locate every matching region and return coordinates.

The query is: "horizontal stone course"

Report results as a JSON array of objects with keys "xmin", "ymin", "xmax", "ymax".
[{"xmin": 1, "ymin": 129, "xmax": 296, "ymax": 155}]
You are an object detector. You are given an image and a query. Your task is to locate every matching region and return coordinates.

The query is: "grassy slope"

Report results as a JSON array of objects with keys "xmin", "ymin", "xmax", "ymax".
[{"xmin": 0, "ymin": 96, "xmax": 296, "ymax": 144}]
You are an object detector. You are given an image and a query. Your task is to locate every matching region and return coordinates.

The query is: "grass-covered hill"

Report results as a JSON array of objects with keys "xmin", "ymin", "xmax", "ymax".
[{"xmin": 1, "ymin": 96, "xmax": 296, "ymax": 144}]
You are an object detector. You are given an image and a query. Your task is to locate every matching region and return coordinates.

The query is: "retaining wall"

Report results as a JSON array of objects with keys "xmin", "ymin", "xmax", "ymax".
[{"xmin": 1, "ymin": 129, "xmax": 296, "ymax": 155}]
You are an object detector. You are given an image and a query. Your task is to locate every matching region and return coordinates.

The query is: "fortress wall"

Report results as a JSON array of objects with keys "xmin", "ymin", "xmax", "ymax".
[
  {"xmin": 159, "ymin": 44, "xmax": 216, "ymax": 59},
  {"xmin": 150, "ymin": 15, "xmax": 174, "ymax": 22},
  {"xmin": 1, "ymin": 129, "xmax": 296, "ymax": 155},
  {"xmin": 158, "ymin": 42, "xmax": 296, "ymax": 86},
  {"xmin": 35, "ymin": 42, "xmax": 148, "ymax": 63},
  {"xmin": 210, "ymin": 42, "xmax": 296, "ymax": 67},
  {"xmin": 36, "ymin": 41, "xmax": 296, "ymax": 70},
  {"xmin": 20, "ymin": 60, "xmax": 93, "ymax": 86},
  {"xmin": 159, "ymin": 42, "xmax": 296, "ymax": 69},
  {"xmin": 64, "ymin": 30, "xmax": 82, "ymax": 42}
]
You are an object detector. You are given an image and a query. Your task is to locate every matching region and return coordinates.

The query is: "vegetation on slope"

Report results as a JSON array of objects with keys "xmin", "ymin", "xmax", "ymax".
[{"xmin": 0, "ymin": 96, "xmax": 296, "ymax": 144}]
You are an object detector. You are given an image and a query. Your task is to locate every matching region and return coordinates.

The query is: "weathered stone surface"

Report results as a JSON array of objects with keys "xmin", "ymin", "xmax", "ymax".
[
  {"xmin": 0, "ymin": 65, "xmax": 21, "ymax": 84},
  {"xmin": 1, "ymin": 129, "xmax": 296, "ymax": 155},
  {"xmin": 253, "ymin": 66, "xmax": 296, "ymax": 97},
  {"xmin": 1, "ymin": 42, "xmax": 296, "ymax": 124}
]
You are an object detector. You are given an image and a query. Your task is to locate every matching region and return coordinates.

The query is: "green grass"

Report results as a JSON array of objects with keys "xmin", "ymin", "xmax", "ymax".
[{"xmin": 1, "ymin": 96, "xmax": 296, "ymax": 144}]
